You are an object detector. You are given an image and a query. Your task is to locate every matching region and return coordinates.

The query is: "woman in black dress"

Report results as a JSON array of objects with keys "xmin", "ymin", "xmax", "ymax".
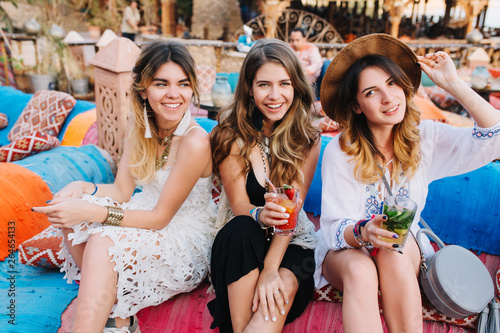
[{"xmin": 208, "ymin": 39, "xmax": 320, "ymax": 332}]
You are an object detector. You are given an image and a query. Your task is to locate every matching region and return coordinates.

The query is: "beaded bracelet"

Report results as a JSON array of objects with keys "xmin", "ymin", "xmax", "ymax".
[
  {"xmin": 103, "ymin": 206, "xmax": 124, "ymax": 226},
  {"xmin": 90, "ymin": 182, "xmax": 98, "ymax": 196},
  {"xmin": 353, "ymin": 219, "xmax": 371, "ymax": 247},
  {"xmin": 250, "ymin": 206, "xmax": 268, "ymax": 229}
]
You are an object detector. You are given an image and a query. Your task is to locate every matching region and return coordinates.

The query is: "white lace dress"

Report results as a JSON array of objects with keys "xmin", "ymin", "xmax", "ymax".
[{"xmin": 58, "ymin": 168, "xmax": 217, "ymax": 318}]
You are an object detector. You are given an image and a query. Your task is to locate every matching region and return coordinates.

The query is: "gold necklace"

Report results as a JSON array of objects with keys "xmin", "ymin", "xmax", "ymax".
[{"xmin": 155, "ymin": 134, "xmax": 173, "ymax": 170}]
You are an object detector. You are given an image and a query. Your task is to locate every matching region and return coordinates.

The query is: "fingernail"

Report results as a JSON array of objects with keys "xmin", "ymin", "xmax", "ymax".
[
  {"xmin": 392, "ymin": 234, "xmax": 399, "ymax": 239},
  {"xmin": 46, "ymin": 200, "xmax": 51, "ymax": 203},
  {"xmin": 271, "ymin": 193, "xmax": 276, "ymax": 198},
  {"xmin": 265, "ymin": 316, "xmax": 269, "ymax": 321},
  {"xmin": 281, "ymin": 310, "xmax": 285, "ymax": 315},
  {"xmin": 281, "ymin": 207, "xmax": 286, "ymax": 212},
  {"xmin": 284, "ymin": 213, "xmax": 289, "ymax": 218},
  {"xmin": 382, "ymin": 215, "xmax": 388, "ymax": 220},
  {"xmin": 392, "ymin": 244, "xmax": 400, "ymax": 248},
  {"xmin": 286, "ymin": 300, "xmax": 289, "ymax": 304},
  {"xmin": 272, "ymin": 316, "xmax": 277, "ymax": 322}
]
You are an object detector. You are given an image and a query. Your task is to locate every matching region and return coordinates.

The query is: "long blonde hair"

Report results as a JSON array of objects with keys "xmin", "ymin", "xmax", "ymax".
[
  {"xmin": 211, "ymin": 39, "xmax": 320, "ymax": 187},
  {"xmin": 128, "ymin": 41, "xmax": 200, "ymax": 184},
  {"xmin": 335, "ymin": 55, "xmax": 421, "ymax": 184}
]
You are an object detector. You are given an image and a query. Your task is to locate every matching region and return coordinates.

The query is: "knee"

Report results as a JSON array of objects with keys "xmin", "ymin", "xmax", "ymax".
[{"xmin": 342, "ymin": 258, "xmax": 378, "ymax": 291}]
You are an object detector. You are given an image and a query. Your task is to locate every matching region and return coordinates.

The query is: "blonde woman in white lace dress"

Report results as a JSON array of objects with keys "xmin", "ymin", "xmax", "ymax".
[{"xmin": 33, "ymin": 41, "xmax": 216, "ymax": 333}]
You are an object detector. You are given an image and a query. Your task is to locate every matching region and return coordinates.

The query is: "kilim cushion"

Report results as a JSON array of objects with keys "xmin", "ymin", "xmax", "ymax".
[
  {"xmin": 7, "ymin": 90, "xmax": 76, "ymax": 142},
  {"xmin": 312, "ymin": 284, "xmax": 477, "ymax": 328},
  {"xmin": 0, "ymin": 113, "xmax": 7, "ymax": 129},
  {"xmin": 18, "ymin": 225, "xmax": 63, "ymax": 268},
  {"xmin": 0, "ymin": 131, "xmax": 60, "ymax": 162},
  {"xmin": 313, "ymin": 116, "xmax": 340, "ymax": 133}
]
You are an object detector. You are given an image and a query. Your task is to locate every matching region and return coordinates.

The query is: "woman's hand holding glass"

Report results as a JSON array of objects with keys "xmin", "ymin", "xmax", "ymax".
[
  {"xmin": 252, "ymin": 266, "xmax": 289, "ymax": 322},
  {"xmin": 359, "ymin": 215, "xmax": 401, "ymax": 251},
  {"xmin": 257, "ymin": 192, "xmax": 302, "ymax": 228}
]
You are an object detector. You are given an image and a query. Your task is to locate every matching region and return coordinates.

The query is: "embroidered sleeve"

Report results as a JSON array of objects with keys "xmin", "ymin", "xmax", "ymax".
[
  {"xmin": 472, "ymin": 121, "xmax": 500, "ymax": 140},
  {"xmin": 332, "ymin": 219, "xmax": 356, "ymax": 250}
]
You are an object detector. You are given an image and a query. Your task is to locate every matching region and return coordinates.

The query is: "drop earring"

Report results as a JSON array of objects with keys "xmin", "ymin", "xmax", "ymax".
[{"xmin": 143, "ymin": 100, "xmax": 152, "ymax": 138}]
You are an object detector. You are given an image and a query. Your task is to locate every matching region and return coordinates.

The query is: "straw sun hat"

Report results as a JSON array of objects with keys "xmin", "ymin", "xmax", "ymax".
[{"xmin": 320, "ymin": 33, "xmax": 422, "ymax": 121}]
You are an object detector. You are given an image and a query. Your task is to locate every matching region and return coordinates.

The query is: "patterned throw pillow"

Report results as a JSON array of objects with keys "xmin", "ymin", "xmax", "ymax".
[
  {"xmin": 313, "ymin": 284, "xmax": 477, "ymax": 328},
  {"xmin": 0, "ymin": 131, "xmax": 60, "ymax": 162},
  {"xmin": 7, "ymin": 90, "xmax": 76, "ymax": 142},
  {"xmin": 0, "ymin": 113, "xmax": 7, "ymax": 129},
  {"xmin": 18, "ymin": 225, "xmax": 63, "ymax": 268}
]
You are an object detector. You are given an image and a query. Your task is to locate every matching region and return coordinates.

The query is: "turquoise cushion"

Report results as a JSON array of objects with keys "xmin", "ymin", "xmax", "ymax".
[{"xmin": 421, "ymin": 72, "xmax": 436, "ymax": 87}]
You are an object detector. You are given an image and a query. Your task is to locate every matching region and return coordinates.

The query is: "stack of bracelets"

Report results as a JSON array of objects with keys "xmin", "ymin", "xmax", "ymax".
[
  {"xmin": 250, "ymin": 206, "xmax": 269, "ymax": 230},
  {"xmin": 104, "ymin": 206, "xmax": 124, "ymax": 226},
  {"xmin": 353, "ymin": 219, "xmax": 371, "ymax": 247}
]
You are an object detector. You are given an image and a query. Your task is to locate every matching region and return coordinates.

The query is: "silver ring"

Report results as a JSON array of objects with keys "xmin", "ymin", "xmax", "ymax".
[{"xmin": 274, "ymin": 290, "xmax": 280, "ymax": 294}]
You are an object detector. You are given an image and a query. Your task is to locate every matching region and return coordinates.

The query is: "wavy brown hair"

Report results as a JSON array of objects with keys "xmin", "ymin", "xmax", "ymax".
[
  {"xmin": 334, "ymin": 55, "xmax": 421, "ymax": 184},
  {"xmin": 211, "ymin": 39, "xmax": 320, "ymax": 187},
  {"xmin": 128, "ymin": 41, "xmax": 199, "ymax": 184}
]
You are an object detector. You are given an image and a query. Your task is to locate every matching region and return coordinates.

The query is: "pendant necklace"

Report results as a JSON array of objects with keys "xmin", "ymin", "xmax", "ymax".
[{"xmin": 156, "ymin": 134, "xmax": 174, "ymax": 170}]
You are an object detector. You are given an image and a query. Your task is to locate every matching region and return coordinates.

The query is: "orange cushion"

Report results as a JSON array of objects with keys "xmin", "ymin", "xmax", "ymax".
[
  {"xmin": 61, "ymin": 109, "xmax": 97, "ymax": 147},
  {"xmin": 7, "ymin": 90, "xmax": 76, "ymax": 141},
  {"xmin": 0, "ymin": 163, "xmax": 52, "ymax": 261},
  {"xmin": 0, "ymin": 131, "xmax": 60, "ymax": 162},
  {"xmin": 414, "ymin": 95, "xmax": 447, "ymax": 123},
  {"xmin": 0, "ymin": 112, "xmax": 7, "ymax": 129},
  {"xmin": 18, "ymin": 225, "xmax": 63, "ymax": 268}
]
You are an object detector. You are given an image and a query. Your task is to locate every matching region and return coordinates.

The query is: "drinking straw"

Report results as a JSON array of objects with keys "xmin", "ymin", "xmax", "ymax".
[{"xmin": 265, "ymin": 175, "xmax": 277, "ymax": 193}]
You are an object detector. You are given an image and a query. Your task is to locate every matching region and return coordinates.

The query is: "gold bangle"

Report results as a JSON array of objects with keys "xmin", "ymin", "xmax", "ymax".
[{"xmin": 103, "ymin": 206, "xmax": 124, "ymax": 226}]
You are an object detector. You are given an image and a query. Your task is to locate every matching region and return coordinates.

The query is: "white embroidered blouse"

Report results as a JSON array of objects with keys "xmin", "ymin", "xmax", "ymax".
[{"xmin": 314, "ymin": 119, "xmax": 500, "ymax": 288}]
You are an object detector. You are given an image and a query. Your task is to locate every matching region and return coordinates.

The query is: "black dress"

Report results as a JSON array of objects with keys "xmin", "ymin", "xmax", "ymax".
[{"xmin": 208, "ymin": 169, "xmax": 315, "ymax": 332}]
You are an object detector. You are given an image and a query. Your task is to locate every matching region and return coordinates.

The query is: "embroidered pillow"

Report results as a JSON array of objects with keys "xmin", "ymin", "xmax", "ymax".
[
  {"xmin": 0, "ymin": 131, "xmax": 60, "ymax": 162},
  {"xmin": 7, "ymin": 90, "xmax": 76, "ymax": 142},
  {"xmin": 0, "ymin": 113, "xmax": 7, "ymax": 129},
  {"xmin": 313, "ymin": 284, "xmax": 476, "ymax": 328},
  {"xmin": 19, "ymin": 225, "xmax": 63, "ymax": 268},
  {"xmin": 313, "ymin": 116, "xmax": 340, "ymax": 133}
]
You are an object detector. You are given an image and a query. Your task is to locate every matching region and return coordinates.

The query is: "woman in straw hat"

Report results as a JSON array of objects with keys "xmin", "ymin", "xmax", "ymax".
[{"xmin": 314, "ymin": 33, "xmax": 500, "ymax": 332}]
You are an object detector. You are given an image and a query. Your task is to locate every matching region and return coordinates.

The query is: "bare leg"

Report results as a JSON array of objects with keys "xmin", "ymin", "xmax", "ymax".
[
  {"xmin": 322, "ymin": 248, "xmax": 383, "ymax": 333},
  {"xmin": 243, "ymin": 267, "xmax": 298, "ymax": 333},
  {"xmin": 228, "ymin": 268, "xmax": 260, "ymax": 333},
  {"xmin": 375, "ymin": 238, "xmax": 422, "ymax": 333},
  {"xmin": 61, "ymin": 227, "xmax": 86, "ymax": 270},
  {"xmin": 71, "ymin": 233, "xmax": 119, "ymax": 333}
]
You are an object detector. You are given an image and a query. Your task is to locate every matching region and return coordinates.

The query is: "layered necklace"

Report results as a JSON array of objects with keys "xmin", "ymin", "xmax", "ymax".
[
  {"xmin": 155, "ymin": 123, "xmax": 180, "ymax": 171},
  {"xmin": 258, "ymin": 136, "xmax": 272, "ymax": 173}
]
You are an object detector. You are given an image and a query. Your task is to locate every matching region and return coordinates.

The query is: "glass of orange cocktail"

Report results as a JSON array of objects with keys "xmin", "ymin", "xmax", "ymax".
[{"xmin": 273, "ymin": 186, "xmax": 299, "ymax": 236}]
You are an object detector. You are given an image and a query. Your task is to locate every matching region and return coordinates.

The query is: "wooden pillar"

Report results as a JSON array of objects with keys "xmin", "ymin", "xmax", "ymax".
[
  {"xmin": 262, "ymin": 0, "xmax": 290, "ymax": 39},
  {"xmin": 161, "ymin": 0, "xmax": 176, "ymax": 36},
  {"xmin": 89, "ymin": 38, "xmax": 141, "ymax": 164}
]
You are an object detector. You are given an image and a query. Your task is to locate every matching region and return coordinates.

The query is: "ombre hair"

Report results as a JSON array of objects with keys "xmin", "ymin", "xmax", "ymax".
[
  {"xmin": 128, "ymin": 41, "xmax": 199, "ymax": 184},
  {"xmin": 336, "ymin": 55, "xmax": 421, "ymax": 184},
  {"xmin": 211, "ymin": 39, "xmax": 320, "ymax": 187}
]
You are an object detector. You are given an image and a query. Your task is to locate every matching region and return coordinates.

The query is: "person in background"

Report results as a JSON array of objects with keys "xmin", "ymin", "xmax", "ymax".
[
  {"xmin": 289, "ymin": 28, "xmax": 323, "ymax": 85},
  {"xmin": 315, "ymin": 33, "xmax": 500, "ymax": 332},
  {"xmin": 121, "ymin": 0, "xmax": 140, "ymax": 41},
  {"xmin": 208, "ymin": 38, "xmax": 320, "ymax": 333},
  {"xmin": 33, "ymin": 41, "xmax": 216, "ymax": 333}
]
